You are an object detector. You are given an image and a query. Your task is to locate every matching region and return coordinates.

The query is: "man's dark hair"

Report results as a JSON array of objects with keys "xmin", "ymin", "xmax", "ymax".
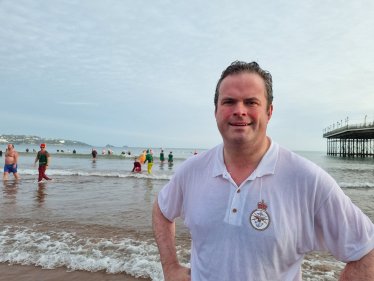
[{"xmin": 214, "ymin": 61, "xmax": 273, "ymax": 112}]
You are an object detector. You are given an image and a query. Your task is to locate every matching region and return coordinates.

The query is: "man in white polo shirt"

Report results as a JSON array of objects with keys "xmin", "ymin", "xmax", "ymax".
[{"xmin": 153, "ymin": 61, "xmax": 374, "ymax": 281}]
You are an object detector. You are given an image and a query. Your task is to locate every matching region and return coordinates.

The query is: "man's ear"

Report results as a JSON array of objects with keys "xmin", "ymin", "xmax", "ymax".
[{"xmin": 267, "ymin": 104, "xmax": 273, "ymax": 123}]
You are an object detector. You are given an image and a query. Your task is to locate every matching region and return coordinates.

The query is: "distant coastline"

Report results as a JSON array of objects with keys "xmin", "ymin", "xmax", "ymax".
[{"xmin": 0, "ymin": 134, "xmax": 91, "ymax": 147}]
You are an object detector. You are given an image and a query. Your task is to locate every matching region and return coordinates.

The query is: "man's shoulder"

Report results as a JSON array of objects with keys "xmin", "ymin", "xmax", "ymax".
[{"xmin": 277, "ymin": 145, "xmax": 332, "ymax": 181}]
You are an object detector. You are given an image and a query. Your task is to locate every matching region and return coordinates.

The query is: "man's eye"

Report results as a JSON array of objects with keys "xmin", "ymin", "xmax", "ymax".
[{"xmin": 223, "ymin": 101, "xmax": 233, "ymax": 104}]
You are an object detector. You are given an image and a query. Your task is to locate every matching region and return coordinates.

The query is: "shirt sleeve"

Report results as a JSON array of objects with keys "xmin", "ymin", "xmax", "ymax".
[
  {"xmin": 45, "ymin": 152, "xmax": 50, "ymax": 157},
  {"xmin": 313, "ymin": 183, "xmax": 374, "ymax": 262},
  {"xmin": 158, "ymin": 167, "xmax": 184, "ymax": 222}
]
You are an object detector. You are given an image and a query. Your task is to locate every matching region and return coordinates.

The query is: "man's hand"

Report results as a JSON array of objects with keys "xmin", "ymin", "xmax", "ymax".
[
  {"xmin": 46, "ymin": 165, "xmax": 49, "ymax": 170},
  {"xmin": 164, "ymin": 264, "xmax": 191, "ymax": 281},
  {"xmin": 34, "ymin": 163, "xmax": 37, "ymax": 167},
  {"xmin": 13, "ymin": 164, "xmax": 16, "ymax": 169}
]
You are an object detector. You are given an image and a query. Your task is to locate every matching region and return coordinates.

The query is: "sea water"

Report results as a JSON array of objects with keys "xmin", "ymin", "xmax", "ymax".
[{"xmin": 1, "ymin": 147, "xmax": 374, "ymax": 280}]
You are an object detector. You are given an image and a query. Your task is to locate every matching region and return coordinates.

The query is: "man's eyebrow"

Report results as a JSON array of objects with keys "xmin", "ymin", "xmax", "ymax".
[{"xmin": 220, "ymin": 97, "xmax": 261, "ymax": 102}]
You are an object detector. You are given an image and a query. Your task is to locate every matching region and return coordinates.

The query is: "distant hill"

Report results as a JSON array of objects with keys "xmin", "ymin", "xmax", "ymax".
[
  {"xmin": 0, "ymin": 134, "xmax": 91, "ymax": 146},
  {"xmin": 106, "ymin": 144, "xmax": 115, "ymax": 147}
]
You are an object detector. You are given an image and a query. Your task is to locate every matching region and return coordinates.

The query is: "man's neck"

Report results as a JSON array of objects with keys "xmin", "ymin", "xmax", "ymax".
[{"xmin": 223, "ymin": 136, "xmax": 270, "ymax": 186}]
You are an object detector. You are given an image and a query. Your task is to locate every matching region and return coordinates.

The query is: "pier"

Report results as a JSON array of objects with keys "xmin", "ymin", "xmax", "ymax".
[{"xmin": 323, "ymin": 117, "xmax": 374, "ymax": 157}]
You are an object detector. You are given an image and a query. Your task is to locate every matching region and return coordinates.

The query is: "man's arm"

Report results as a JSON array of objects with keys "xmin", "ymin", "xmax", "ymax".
[
  {"xmin": 46, "ymin": 157, "xmax": 50, "ymax": 169},
  {"xmin": 152, "ymin": 198, "xmax": 191, "ymax": 281},
  {"xmin": 339, "ymin": 248, "xmax": 374, "ymax": 280},
  {"xmin": 34, "ymin": 155, "xmax": 39, "ymax": 167},
  {"xmin": 13, "ymin": 152, "xmax": 18, "ymax": 168}
]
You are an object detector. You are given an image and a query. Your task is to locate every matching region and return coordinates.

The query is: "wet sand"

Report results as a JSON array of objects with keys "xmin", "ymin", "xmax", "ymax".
[{"xmin": 0, "ymin": 263, "xmax": 151, "ymax": 281}]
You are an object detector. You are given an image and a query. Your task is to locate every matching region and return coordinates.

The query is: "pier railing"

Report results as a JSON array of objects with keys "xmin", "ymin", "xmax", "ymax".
[{"xmin": 323, "ymin": 122, "xmax": 374, "ymax": 138}]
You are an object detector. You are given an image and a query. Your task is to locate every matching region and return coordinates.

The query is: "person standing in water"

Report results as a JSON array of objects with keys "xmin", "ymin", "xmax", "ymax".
[
  {"xmin": 34, "ymin": 143, "xmax": 52, "ymax": 182},
  {"xmin": 160, "ymin": 150, "xmax": 165, "ymax": 163},
  {"xmin": 168, "ymin": 151, "xmax": 173, "ymax": 163},
  {"xmin": 144, "ymin": 149, "xmax": 154, "ymax": 174},
  {"xmin": 92, "ymin": 148, "xmax": 98, "ymax": 162},
  {"xmin": 3, "ymin": 144, "xmax": 19, "ymax": 180},
  {"xmin": 132, "ymin": 158, "xmax": 141, "ymax": 172}
]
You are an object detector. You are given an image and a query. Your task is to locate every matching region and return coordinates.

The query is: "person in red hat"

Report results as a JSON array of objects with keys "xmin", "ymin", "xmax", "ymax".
[{"xmin": 34, "ymin": 143, "xmax": 52, "ymax": 182}]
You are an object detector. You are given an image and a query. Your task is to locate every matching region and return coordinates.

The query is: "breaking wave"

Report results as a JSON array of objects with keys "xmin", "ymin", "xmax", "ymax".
[
  {"xmin": 0, "ymin": 226, "xmax": 190, "ymax": 281},
  {"xmin": 17, "ymin": 169, "xmax": 172, "ymax": 180}
]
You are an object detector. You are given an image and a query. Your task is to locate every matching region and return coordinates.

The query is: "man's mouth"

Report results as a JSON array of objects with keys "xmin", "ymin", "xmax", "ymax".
[{"xmin": 229, "ymin": 122, "xmax": 251, "ymax": 126}]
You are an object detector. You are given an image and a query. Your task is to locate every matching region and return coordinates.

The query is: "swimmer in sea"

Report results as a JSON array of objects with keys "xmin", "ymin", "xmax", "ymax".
[
  {"xmin": 168, "ymin": 151, "xmax": 173, "ymax": 163},
  {"xmin": 132, "ymin": 158, "xmax": 141, "ymax": 172},
  {"xmin": 194, "ymin": 150, "xmax": 198, "ymax": 155},
  {"xmin": 3, "ymin": 144, "xmax": 19, "ymax": 180},
  {"xmin": 73, "ymin": 149, "xmax": 76, "ymax": 154},
  {"xmin": 102, "ymin": 148, "xmax": 105, "ymax": 155},
  {"xmin": 150, "ymin": 149, "xmax": 154, "ymax": 155},
  {"xmin": 144, "ymin": 149, "xmax": 153, "ymax": 174},
  {"xmin": 160, "ymin": 150, "xmax": 165, "ymax": 163}
]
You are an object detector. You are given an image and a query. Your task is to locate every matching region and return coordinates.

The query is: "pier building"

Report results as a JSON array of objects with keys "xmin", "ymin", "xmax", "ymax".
[{"xmin": 323, "ymin": 117, "xmax": 374, "ymax": 157}]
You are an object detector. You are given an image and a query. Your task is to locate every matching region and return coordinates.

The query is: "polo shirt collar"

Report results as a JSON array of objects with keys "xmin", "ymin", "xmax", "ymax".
[{"xmin": 212, "ymin": 137, "xmax": 279, "ymax": 178}]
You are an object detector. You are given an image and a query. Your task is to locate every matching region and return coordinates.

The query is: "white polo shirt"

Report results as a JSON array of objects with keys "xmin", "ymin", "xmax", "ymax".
[{"xmin": 158, "ymin": 139, "xmax": 374, "ymax": 281}]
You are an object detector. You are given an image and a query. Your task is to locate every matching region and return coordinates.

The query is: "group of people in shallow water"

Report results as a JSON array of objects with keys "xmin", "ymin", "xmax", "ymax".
[{"xmin": 133, "ymin": 149, "xmax": 175, "ymax": 174}]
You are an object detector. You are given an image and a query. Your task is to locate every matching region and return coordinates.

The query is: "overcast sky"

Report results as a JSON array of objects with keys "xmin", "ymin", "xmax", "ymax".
[{"xmin": 1, "ymin": 0, "xmax": 374, "ymax": 150}]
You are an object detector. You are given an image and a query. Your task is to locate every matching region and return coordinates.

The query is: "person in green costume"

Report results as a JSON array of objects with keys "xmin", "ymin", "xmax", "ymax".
[
  {"xmin": 34, "ymin": 143, "xmax": 52, "ymax": 182},
  {"xmin": 160, "ymin": 150, "xmax": 165, "ymax": 163},
  {"xmin": 168, "ymin": 151, "xmax": 173, "ymax": 163},
  {"xmin": 144, "ymin": 149, "xmax": 154, "ymax": 174}
]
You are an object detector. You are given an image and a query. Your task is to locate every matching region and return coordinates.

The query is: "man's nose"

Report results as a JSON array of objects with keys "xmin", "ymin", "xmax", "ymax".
[{"xmin": 233, "ymin": 102, "xmax": 247, "ymax": 116}]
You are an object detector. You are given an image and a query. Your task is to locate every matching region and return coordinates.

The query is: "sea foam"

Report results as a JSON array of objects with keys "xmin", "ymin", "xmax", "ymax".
[
  {"xmin": 0, "ymin": 225, "xmax": 189, "ymax": 281},
  {"xmin": 17, "ymin": 169, "xmax": 172, "ymax": 180}
]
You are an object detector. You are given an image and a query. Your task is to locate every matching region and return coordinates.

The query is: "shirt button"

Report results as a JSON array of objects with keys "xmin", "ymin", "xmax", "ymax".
[
  {"xmin": 233, "ymin": 209, "xmax": 237, "ymax": 213},
  {"xmin": 237, "ymin": 189, "xmax": 240, "ymax": 193}
]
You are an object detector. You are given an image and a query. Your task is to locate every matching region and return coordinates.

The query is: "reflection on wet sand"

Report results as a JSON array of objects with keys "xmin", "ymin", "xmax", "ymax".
[
  {"xmin": 35, "ymin": 182, "xmax": 47, "ymax": 205},
  {"xmin": 2, "ymin": 180, "xmax": 19, "ymax": 204}
]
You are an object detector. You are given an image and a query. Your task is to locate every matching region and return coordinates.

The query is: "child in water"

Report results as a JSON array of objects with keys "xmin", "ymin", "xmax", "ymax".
[{"xmin": 132, "ymin": 158, "xmax": 141, "ymax": 172}]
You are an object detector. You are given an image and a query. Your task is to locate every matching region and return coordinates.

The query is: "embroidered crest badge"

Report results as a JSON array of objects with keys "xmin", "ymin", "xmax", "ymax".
[{"xmin": 250, "ymin": 200, "xmax": 270, "ymax": 231}]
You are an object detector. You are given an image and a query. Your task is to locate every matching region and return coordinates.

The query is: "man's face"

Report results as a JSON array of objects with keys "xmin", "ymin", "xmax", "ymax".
[
  {"xmin": 8, "ymin": 144, "xmax": 13, "ymax": 150},
  {"xmin": 215, "ymin": 72, "xmax": 273, "ymax": 146}
]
